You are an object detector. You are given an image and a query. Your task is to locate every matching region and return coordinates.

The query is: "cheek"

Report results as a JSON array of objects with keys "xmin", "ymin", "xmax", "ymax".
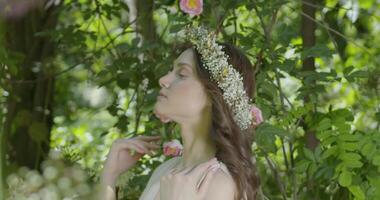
[{"xmin": 172, "ymin": 81, "xmax": 208, "ymax": 111}]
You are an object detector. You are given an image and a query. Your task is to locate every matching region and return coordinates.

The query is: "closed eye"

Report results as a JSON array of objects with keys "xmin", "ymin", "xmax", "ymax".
[{"xmin": 177, "ymin": 72, "xmax": 186, "ymax": 78}]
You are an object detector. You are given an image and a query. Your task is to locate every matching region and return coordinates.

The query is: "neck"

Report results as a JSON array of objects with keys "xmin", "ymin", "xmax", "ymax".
[{"xmin": 177, "ymin": 107, "xmax": 216, "ymax": 169}]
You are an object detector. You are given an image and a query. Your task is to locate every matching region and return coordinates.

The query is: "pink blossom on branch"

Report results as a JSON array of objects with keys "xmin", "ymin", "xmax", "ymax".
[
  {"xmin": 163, "ymin": 139, "xmax": 183, "ymax": 157},
  {"xmin": 179, "ymin": 0, "xmax": 203, "ymax": 17},
  {"xmin": 251, "ymin": 105, "xmax": 264, "ymax": 127}
]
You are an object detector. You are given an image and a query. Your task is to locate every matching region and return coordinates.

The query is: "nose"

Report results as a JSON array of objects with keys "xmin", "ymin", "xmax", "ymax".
[{"xmin": 159, "ymin": 73, "xmax": 170, "ymax": 89}]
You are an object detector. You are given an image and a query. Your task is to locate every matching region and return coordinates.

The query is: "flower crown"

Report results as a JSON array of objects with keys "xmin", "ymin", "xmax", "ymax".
[{"xmin": 180, "ymin": 25, "xmax": 254, "ymax": 130}]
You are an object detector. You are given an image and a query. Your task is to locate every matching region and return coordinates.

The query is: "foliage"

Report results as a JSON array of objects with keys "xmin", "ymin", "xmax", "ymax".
[{"xmin": 1, "ymin": 0, "xmax": 379, "ymax": 199}]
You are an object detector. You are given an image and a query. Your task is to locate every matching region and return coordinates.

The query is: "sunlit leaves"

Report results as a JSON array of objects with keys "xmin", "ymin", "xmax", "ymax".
[{"xmin": 348, "ymin": 185, "xmax": 365, "ymax": 200}]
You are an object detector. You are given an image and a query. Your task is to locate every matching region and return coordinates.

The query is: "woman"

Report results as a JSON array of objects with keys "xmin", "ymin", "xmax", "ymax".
[{"xmin": 100, "ymin": 26, "xmax": 260, "ymax": 200}]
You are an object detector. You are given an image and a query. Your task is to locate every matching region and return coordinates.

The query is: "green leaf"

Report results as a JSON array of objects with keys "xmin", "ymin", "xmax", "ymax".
[
  {"xmin": 339, "ymin": 134, "xmax": 360, "ymax": 142},
  {"xmin": 343, "ymin": 66, "xmax": 355, "ymax": 76},
  {"xmin": 322, "ymin": 146, "xmax": 338, "ymax": 159},
  {"xmin": 317, "ymin": 130, "xmax": 333, "ymax": 141},
  {"xmin": 308, "ymin": 162, "xmax": 318, "ymax": 175},
  {"xmin": 317, "ymin": 118, "xmax": 331, "ymax": 132},
  {"xmin": 314, "ymin": 146, "xmax": 323, "ymax": 162},
  {"xmin": 342, "ymin": 160, "xmax": 363, "ymax": 168},
  {"xmin": 346, "ymin": 70, "xmax": 368, "ymax": 81},
  {"xmin": 255, "ymin": 123, "xmax": 288, "ymax": 153},
  {"xmin": 301, "ymin": 44, "xmax": 334, "ymax": 59},
  {"xmin": 337, "ymin": 123, "xmax": 351, "ymax": 133},
  {"xmin": 295, "ymin": 160, "xmax": 311, "ymax": 173},
  {"xmin": 116, "ymin": 73, "xmax": 130, "ymax": 89},
  {"xmin": 340, "ymin": 152, "xmax": 361, "ymax": 162},
  {"xmin": 261, "ymin": 81, "xmax": 278, "ymax": 100},
  {"xmin": 348, "ymin": 185, "xmax": 365, "ymax": 200},
  {"xmin": 304, "ymin": 147, "xmax": 315, "ymax": 161},
  {"xmin": 339, "ymin": 142, "xmax": 358, "ymax": 151},
  {"xmin": 169, "ymin": 24, "xmax": 183, "ymax": 33},
  {"xmin": 277, "ymin": 23, "xmax": 297, "ymax": 45},
  {"xmin": 375, "ymin": 112, "xmax": 380, "ymax": 122},
  {"xmin": 322, "ymin": 136, "xmax": 337, "ymax": 146},
  {"xmin": 373, "ymin": 155, "xmax": 380, "ymax": 166},
  {"xmin": 361, "ymin": 142, "xmax": 376, "ymax": 159},
  {"xmin": 255, "ymin": 126, "xmax": 277, "ymax": 153},
  {"xmin": 326, "ymin": 0, "xmax": 339, "ymax": 7},
  {"xmin": 331, "ymin": 109, "xmax": 355, "ymax": 122},
  {"xmin": 339, "ymin": 170, "xmax": 352, "ymax": 187}
]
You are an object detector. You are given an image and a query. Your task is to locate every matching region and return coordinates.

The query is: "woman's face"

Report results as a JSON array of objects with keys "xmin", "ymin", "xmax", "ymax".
[{"xmin": 154, "ymin": 48, "xmax": 210, "ymax": 123}]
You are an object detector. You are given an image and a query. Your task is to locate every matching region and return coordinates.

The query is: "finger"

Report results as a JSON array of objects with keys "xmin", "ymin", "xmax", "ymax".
[
  {"xmin": 197, "ymin": 165, "xmax": 220, "ymax": 194},
  {"xmin": 127, "ymin": 143, "xmax": 147, "ymax": 154},
  {"xmin": 131, "ymin": 141, "xmax": 159, "ymax": 156},
  {"xmin": 137, "ymin": 140, "xmax": 161, "ymax": 149},
  {"xmin": 129, "ymin": 141, "xmax": 151, "ymax": 154},
  {"xmin": 131, "ymin": 140, "xmax": 160, "ymax": 153},
  {"xmin": 113, "ymin": 141, "xmax": 144, "ymax": 153},
  {"xmin": 137, "ymin": 135, "xmax": 162, "ymax": 142}
]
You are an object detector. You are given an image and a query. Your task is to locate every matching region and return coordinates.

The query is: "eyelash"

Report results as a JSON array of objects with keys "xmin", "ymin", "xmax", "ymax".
[
  {"xmin": 177, "ymin": 72, "xmax": 186, "ymax": 78},
  {"xmin": 170, "ymin": 69, "xmax": 186, "ymax": 78}
]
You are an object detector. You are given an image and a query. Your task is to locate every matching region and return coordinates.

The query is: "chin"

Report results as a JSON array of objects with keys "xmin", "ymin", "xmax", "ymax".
[{"xmin": 153, "ymin": 103, "xmax": 165, "ymax": 114}]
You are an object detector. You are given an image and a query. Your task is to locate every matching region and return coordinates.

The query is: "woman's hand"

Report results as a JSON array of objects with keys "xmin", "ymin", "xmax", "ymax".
[
  {"xmin": 160, "ymin": 158, "xmax": 221, "ymax": 200},
  {"xmin": 101, "ymin": 135, "xmax": 162, "ymax": 187}
]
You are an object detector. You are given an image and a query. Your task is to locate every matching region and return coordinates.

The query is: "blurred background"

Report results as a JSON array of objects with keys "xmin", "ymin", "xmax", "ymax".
[{"xmin": 0, "ymin": 0, "xmax": 379, "ymax": 199}]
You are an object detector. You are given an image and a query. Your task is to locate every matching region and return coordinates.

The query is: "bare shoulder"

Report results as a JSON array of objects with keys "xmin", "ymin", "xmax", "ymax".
[
  {"xmin": 151, "ymin": 157, "xmax": 181, "ymax": 178},
  {"xmin": 204, "ymin": 168, "xmax": 237, "ymax": 199}
]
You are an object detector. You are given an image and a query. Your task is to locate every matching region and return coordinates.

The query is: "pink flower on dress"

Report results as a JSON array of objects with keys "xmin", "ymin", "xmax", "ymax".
[
  {"xmin": 251, "ymin": 105, "xmax": 264, "ymax": 127},
  {"xmin": 179, "ymin": 0, "xmax": 203, "ymax": 17},
  {"xmin": 163, "ymin": 139, "xmax": 183, "ymax": 157}
]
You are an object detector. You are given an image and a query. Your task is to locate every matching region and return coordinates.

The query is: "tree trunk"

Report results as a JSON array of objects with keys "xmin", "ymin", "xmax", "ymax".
[
  {"xmin": 301, "ymin": 0, "xmax": 320, "ymax": 198},
  {"xmin": 2, "ymin": 2, "xmax": 59, "ymax": 173},
  {"xmin": 301, "ymin": 0, "xmax": 319, "ymax": 151}
]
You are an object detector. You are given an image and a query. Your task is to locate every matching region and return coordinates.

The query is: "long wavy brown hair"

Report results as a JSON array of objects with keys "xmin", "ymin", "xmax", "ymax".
[{"xmin": 172, "ymin": 41, "xmax": 260, "ymax": 200}]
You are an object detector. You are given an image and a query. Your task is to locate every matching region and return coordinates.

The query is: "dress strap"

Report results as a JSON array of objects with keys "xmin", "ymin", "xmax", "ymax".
[{"xmin": 195, "ymin": 160, "xmax": 232, "ymax": 189}]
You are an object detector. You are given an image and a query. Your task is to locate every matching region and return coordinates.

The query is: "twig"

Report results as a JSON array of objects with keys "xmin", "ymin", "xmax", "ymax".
[
  {"xmin": 301, "ymin": 0, "xmax": 380, "ymax": 20},
  {"xmin": 263, "ymin": 153, "xmax": 287, "ymax": 200},
  {"xmin": 215, "ymin": 9, "xmax": 230, "ymax": 35},
  {"xmin": 99, "ymin": 15, "xmax": 122, "ymax": 59},
  {"xmin": 232, "ymin": 9, "xmax": 237, "ymax": 45},
  {"xmin": 97, "ymin": 18, "xmax": 137, "ymax": 52},
  {"xmin": 319, "ymin": 11, "xmax": 345, "ymax": 61}
]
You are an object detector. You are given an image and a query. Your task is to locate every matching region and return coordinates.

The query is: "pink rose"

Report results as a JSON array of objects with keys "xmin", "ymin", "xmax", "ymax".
[
  {"xmin": 163, "ymin": 139, "xmax": 183, "ymax": 157},
  {"xmin": 251, "ymin": 105, "xmax": 264, "ymax": 127},
  {"xmin": 179, "ymin": 0, "xmax": 203, "ymax": 17}
]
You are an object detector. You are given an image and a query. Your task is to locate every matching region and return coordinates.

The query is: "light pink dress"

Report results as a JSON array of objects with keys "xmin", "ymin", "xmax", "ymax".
[{"xmin": 138, "ymin": 156, "xmax": 233, "ymax": 200}]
